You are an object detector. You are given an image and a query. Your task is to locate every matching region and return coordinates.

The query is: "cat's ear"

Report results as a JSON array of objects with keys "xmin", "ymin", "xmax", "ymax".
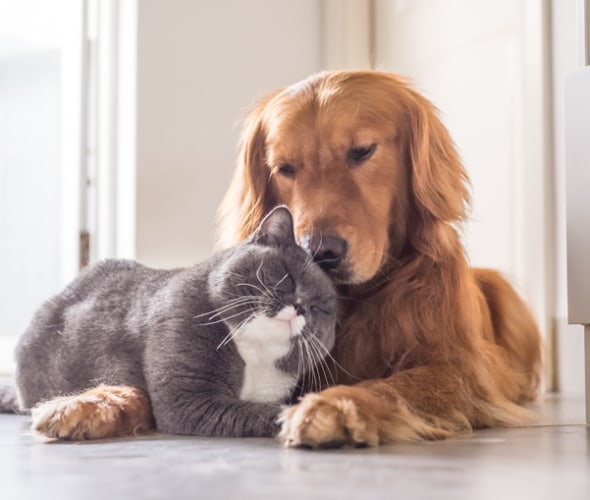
[{"xmin": 253, "ymin": 205, "xmax": 295, "ymax": 247}]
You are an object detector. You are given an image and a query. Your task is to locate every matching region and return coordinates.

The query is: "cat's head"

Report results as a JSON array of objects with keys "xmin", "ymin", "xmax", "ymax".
[{"xmin": 208, "ymin": 206, "xmax": 337, "ymax": 377}]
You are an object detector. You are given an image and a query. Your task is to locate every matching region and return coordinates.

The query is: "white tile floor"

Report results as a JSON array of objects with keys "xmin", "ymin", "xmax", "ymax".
[{"xmin": 1, "ymin": 395, "xmax": 588, "ymax": 500}]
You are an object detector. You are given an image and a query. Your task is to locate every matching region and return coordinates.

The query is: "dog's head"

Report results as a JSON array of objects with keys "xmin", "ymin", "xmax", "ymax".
[{"xmin": 218, "ymin": 71, "xmax": 470, "ymax": 285}]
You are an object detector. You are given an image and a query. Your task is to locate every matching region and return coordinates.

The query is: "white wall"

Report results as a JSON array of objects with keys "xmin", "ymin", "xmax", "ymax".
[
  {"xmin": 0, "ymin": 51, "xmax": 61, "ymax": 373},
  {"xmin": 552, "ymin": 0, "xmax": 586, "ymax": 395},
  {"xmin": 132, "ymin": 0, "xmax": 322, "ymax": 268},
  {"xmin": 0, "ymin": 0, "xmax": 84, "ymax": 374}
]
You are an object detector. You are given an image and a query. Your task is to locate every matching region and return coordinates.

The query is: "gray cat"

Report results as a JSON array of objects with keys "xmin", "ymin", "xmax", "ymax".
[{"xmin": 7, "ymin": 206, "xmax": 337, "ymax": 437}]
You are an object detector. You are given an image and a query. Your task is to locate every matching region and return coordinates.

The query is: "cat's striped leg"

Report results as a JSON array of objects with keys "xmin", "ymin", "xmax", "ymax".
[{"xmin": 31, "ymin": 385, "xmax": 153, "ymax": 440}]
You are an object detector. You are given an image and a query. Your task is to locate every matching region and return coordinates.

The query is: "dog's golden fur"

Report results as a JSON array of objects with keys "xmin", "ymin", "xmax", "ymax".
[
  {"xmin": 219, "ymin": 70, "xmax": 542, "ymax": 447},
  {"xmin": 31, "ymin": 385, "xmax": 152, "ymax": 440}
]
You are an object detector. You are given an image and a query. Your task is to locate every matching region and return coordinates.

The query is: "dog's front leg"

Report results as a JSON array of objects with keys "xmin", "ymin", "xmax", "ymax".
[{"xmin": 278, "ymin": 364, "xmax": 534, "ymax": 449}]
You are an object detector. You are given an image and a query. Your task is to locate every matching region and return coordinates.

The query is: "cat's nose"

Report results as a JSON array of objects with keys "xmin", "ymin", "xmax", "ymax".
[
  {"xmin": 293, "ymin": 302, "xmax": 305, "ymax": 316},
  {"xmin": 300, "ymin": 234, "xmax": 348, "ymax": 272}
]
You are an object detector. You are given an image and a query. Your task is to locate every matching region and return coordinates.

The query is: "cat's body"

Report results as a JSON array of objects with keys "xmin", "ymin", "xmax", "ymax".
[{"xmin": 13, "ymin": 207, "xmax": 336, "ymax": 437}]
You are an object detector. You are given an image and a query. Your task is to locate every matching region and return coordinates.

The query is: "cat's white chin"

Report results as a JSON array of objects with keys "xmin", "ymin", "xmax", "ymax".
[
  {"xmin": 233, "ymin": 307, "xmax": 305, "ymax": 403},
  {"xmin": 274, "ymin": 305, "xmax": 305, "ymax": 337}
]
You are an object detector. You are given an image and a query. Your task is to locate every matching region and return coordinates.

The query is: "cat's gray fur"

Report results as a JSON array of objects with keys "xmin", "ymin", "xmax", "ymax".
[{"xmin": 4, "ymin": 206, "xmax": 336, "ymax": 437}]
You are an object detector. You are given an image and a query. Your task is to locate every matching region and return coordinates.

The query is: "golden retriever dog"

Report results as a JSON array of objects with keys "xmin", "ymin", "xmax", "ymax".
[
  {"xmin": 218, "ymin": 70, "xmax": 542, "ymax": 447},
  {"xmin": 24, "ymin": 70, "xmax": 541, "ymax": 447}
]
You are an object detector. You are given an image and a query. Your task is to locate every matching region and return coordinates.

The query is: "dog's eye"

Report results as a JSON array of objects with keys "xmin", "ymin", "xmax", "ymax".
[
  {"xmin": 348, "ymin": 144, "xmax": 377, "ymax": 165},
  {"xmin": 277, "ymin": 163, "xmax": 296, "ymax": 178}
]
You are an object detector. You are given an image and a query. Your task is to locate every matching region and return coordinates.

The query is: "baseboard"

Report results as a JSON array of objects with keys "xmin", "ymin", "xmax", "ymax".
[{"xmin": 555, "ymin": 317, "xmax": 586, "ymax": 396}]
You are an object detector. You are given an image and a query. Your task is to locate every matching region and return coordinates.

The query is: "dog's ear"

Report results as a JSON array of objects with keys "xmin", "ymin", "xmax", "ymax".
[
  {"xmin": 404, "ymin": 91, "xmax": 471, "ymax": 225},
  {"xmin": 217, "ymin": 91, "xmax": 281, "ymax": 248}
]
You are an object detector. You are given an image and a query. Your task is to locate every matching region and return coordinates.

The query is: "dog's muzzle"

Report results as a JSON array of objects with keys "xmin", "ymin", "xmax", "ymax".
[{"xmin": 300, "ymin": 234, "xmax": 348, "ymax": 274}]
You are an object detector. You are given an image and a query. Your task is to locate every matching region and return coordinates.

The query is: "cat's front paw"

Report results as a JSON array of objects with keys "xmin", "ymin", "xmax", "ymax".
[
  {"xmin": 31, "ymin": 385, "xmax": 152, "ymax": 440},
  {"xmin": 277, "ymin": 388, "xmax": 380, "ymax": 449}
]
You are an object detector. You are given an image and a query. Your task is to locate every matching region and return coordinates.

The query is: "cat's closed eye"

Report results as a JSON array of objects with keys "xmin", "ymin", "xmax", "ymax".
[
  {"xmin": 275, "ymin": 273, "xmax": 295, "ymax": 293},
  {"xmin": 310, "ymin": 304, "xmax": 332, "ymax": 316}
]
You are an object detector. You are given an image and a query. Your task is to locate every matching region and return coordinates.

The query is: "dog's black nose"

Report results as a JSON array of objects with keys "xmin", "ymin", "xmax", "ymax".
[{"xmin": 300, "ymin": 234, "xmax": 348, "ymax": 271}]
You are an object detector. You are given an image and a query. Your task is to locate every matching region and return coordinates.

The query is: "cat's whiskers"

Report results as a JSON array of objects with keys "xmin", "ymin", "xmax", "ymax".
[
  {"xmin": 203, "ymin": 300, "xmax": 258, "ymax": 321},
  {"xmin": 300, "ymin": 255, "xmax": 315, "ymax": 275},
  {"xmin": 273, "ymin": 273, "xmax": 289, "ymax": 292},
  {"xmin": 296, "ymin": 335, "xmax": 305, "ymax": 391},
  {"xmin": 300, "ymin": 336, "xmax": 321, "ymax": 393},
  {"xmin": 307, "ymin": 331, "xmax": 361, "ymax": 382},
  {"xmin": 193, "ymin": 296, "xmax": 259, "ymax": 321},
  {"xmin": 301, "ymin": 229, "xmax": 327, "ymax": 277},
  {"xmin": 312, "ymin": 232, "xmax": 324, "ymax": 261},
  {"xmin": 301, "ymin": 359, "xmax": 314, "ymax": 395},
  {"xmin": 216, "ymin": 311, "xmax": 256, "ymax": 350},
  {"xmin": 298, "ymin": 336, "xmax": 312, "ymax": 391},
  {"xmin": 255, "ymin": 260, "xmax": 276, "ymax": 301},
  {"xmin": 301, "ymin": 335, "xmax": 323, "ymax": 390},
  {"xmin": 235, "ymin": 282, "xmax": 266, "ymax": 295},
  {"xmin": 237, "ymin": 282, "xmax": 276, "ymax": 306},
  {"xmin": 305, "ymin": 335, "xmax": 331, "ymax": 392},
  {"xmin": 197, "ymin": 308, "xmax": 253, "ymax": 327},
  {"xmin": 297, "ymin": 336, "xmax": 312, "ymax": 392},
  {"xmin": 310, "ymin": 337, "xmax": 336, "ymax": 387},
  {"xmin": 226, "ymin": 290, "xmax": 276, "ymax": 311}
]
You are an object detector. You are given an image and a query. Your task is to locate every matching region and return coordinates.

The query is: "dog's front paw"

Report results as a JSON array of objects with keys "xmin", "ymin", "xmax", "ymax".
[
  {"xmin": 278, "ymin": 389, "xmax": 379, "ymax": 449},
  {"xmin": 31, "ymin": 385, "xmax": 151, "ymax": 440}
]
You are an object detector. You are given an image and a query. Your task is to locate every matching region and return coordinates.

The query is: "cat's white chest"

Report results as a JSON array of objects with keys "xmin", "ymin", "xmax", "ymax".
[{"xmin": 233, "ymin": 306, "xmax": 304, "ymax": 403}]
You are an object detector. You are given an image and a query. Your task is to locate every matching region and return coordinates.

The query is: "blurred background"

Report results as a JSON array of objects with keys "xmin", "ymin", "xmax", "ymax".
[{"xmin": 0, "ymin": 0, "xmax": 586, "ymax": 396}]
